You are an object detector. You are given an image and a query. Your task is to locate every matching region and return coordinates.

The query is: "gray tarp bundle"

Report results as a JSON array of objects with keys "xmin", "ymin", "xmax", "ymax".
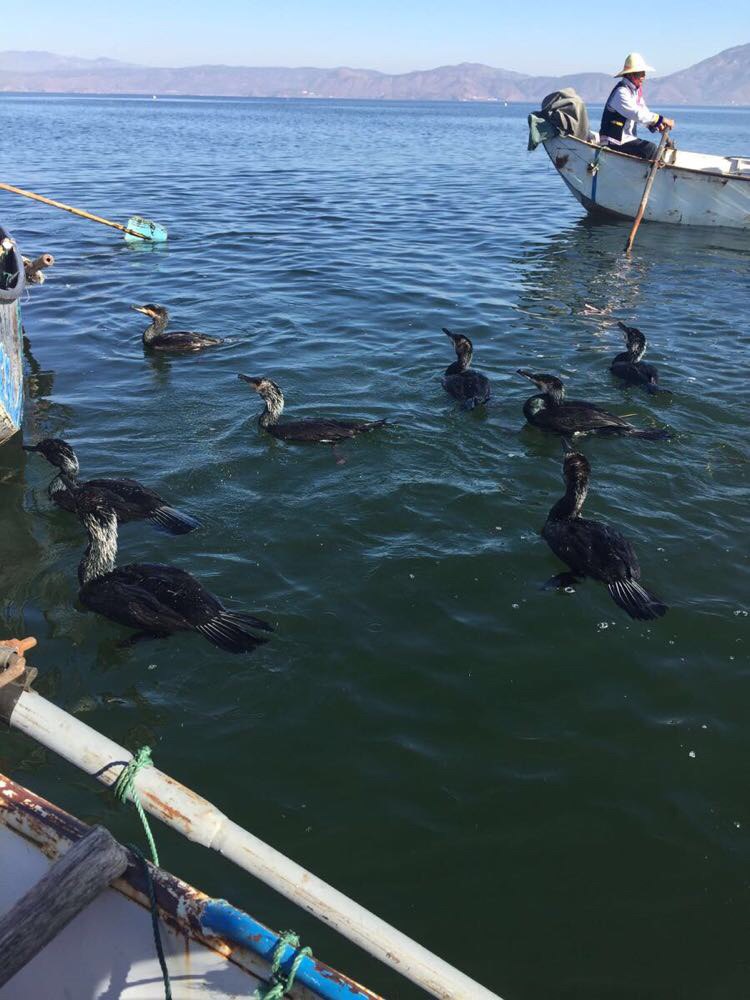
[{"xmin": 528, "ymin": 89, "xmax": 590, "ymax": 150}]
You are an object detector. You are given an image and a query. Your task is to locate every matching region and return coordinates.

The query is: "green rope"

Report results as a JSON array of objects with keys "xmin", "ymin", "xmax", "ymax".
[
  {"xmin": 112, "ymin": 747, "xmax": 171, "ymax": 1000},
  {"xmin": 129, "ymin": 844, "xmax": 173, "ymax": 1000},
  {"xmin": 256, "ymin": 931, "xmax": 313, "ymax": 999},
  {"xmin": 112, "ymin": 746, "xmax": 159, "ymax": 866}
]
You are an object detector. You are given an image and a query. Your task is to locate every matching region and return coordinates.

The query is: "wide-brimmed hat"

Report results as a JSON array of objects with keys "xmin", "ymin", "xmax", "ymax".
[{"xmin": 615, "ymin": 53, "xmax": 655, "ymax": 76}]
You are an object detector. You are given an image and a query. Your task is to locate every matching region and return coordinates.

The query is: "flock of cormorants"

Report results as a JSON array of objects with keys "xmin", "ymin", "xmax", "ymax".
[{"xmin": 23, "ymin": 308, "xmax": 668, "ymax": 656}]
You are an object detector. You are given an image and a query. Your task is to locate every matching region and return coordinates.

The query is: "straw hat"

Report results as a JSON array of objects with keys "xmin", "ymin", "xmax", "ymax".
[{"xmin": 615, "ymin": 52, "xmax": 655, "ymax": 76}]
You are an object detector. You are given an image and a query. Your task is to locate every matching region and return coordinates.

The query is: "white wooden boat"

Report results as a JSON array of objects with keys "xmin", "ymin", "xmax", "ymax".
[
  {"xmin": 0, "ymin": 640, "xmax": 502, "ymax": 1000},
  {"xmin": 0, "ymin": 226, "xmax": 24, "ymax": 445},
  {"xmin": 0, "ymin": 771, "xmax": 381, "ymax": 1000},
  {"xmin": 543, "ymin": 134, "xmax": 750, "ymax": 229}
]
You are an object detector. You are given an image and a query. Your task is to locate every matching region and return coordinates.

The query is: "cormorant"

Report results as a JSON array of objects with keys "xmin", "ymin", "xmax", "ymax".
[
  {"xmin": 23, "ymin": 438, "xmax": 199, "ymax": 535},
  {"xmin": 542, "ymin": 440, "xmax": 668, "ymax": 620},
  {"xmin": 611, "ymin": 322, "xmax": 660, "ymax": 393},
  {"xmin": 441, "ymin": 328, "xmax": 490, "ymax": 410},
  {"xmin": 238, "ymin": 375, "xmax": 387, "ymax": 443},
  {"xmin": 517, "ymin": 370, "xmax": 669, "ymax": 439},
  {"xmin": 72, "ymin": 488, "xmax": 272, "ymax": 652},
  {"xmin": 132, "ymin": 304, "xmax": 223, "ymax": 352}
]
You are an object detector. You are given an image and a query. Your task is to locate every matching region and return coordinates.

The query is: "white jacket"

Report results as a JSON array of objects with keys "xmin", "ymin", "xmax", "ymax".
[{"xmin": 605, "ymin": 79, "xmax": 659, "ymax": 145}]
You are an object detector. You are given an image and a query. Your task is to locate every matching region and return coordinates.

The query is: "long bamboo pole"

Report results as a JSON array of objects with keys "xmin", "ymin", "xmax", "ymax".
[
  {"xmin": 624, "ymin": 129, "xmax": 670, "ymax": 253},
  {"xmin": 4, "ymin": 689, "xmax": 502, "ymax": 1000},
  {"xmin": 0, "ymin": 182, "xmax": 152, "ymax": 240}
]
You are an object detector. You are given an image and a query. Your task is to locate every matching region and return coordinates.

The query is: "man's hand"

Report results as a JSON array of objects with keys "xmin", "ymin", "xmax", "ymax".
[{"xmin": 659, "ymin": 117, "xmax": 675, "ymax": 131}]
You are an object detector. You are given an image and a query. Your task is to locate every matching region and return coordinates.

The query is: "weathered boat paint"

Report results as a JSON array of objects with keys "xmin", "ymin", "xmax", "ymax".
[
  {"xmin": 0, "ymin": 771, "xmax": 383, "ymax": 1000},
  {"xmin": 0, "ymin": 226, "xmax": 25, "ymax": 444},
  {"xmin": 2, "ymin": 686, "xmax": 503, "ymax": 999},
  {"xmin": 543, "ymin": 135, "xmax": 750, "ymax": 229}
]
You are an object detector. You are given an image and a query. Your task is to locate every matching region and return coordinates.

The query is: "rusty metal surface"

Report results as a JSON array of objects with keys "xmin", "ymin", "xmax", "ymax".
[{"xmin": 0, "ymin": 772, "xmax": 384, "ymax": 1000}]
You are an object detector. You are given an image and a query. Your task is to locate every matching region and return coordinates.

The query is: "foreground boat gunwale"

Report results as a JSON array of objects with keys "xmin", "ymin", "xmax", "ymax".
[{"xmin": 0, "ymin": 770, "xmax": 380, "ymax": 1000}]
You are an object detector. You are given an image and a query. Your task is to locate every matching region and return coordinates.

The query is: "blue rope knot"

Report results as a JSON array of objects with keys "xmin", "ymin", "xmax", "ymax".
[{"xmin": 257, "ymin": 930, "xmax": 313, "ymax": 999}]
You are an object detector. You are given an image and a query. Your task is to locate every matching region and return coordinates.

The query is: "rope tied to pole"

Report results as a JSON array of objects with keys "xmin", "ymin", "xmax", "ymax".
[
  {"xmin": 256, "ymin": 930, "xmax": 313, "ymax": 999},
  {"xmin": 112, "ymin": 747, "xmax": 171, "ymax": 1000},
  {"xmin": 112, "ymin": 746, "xmax": 159, "ymax": 866}
]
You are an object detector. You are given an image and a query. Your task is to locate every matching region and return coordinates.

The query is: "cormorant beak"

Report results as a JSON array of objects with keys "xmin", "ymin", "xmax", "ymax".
[
  {"xmin": 21, "ymin": 443, "xmax": 38, "ymax": 452},
  {"xmin": 131, "ymin": 305, "xmax": 154, "ymax": 316},
  {"xmin": 442, "ymin": 327, "xmax": 458, "ymax": 342},
  {"xmin": 238, "ymin": 374, "xmax": 261, "ymax": 391},
  {"xmin": 516, "ymin": 369, "xmax": 538, "ymax": 383},
  {"xmin": 560, "ymin": 437, "xmax": 575, "ymax": 455}
]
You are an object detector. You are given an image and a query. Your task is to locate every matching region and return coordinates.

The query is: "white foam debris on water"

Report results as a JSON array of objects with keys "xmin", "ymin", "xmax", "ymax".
[
  {"xmin": 564, "ymin": 586, "xmax": 575, "ymax": 593},
  {"xmin": 148, "ymin": 663, "xmax": 158, "ymax": 670},
  {"xmin": 409, "ymin": 573, "xmax": 415, "ymax": 579},
  {"xmin": 689, "ymin": 750, "xmax": 696, "ymax": 758},
  {"xmin": 733, "ymin": 610, "xmax": 748, "ymax": 616},
  {"xmin": 512, "ymin": 603, "xmax": 519, "ymax": 609},
  {"xmin": 735, "ymin": 822, "xmax": 741, "ymax": 829},
  {"xmin": 597, "ymin": 622, "xmax": 609, "ymax": 631}
]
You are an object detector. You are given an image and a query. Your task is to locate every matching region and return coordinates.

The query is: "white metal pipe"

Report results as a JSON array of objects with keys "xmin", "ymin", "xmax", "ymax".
[{"xmin": 8, "ymin": 690, "xmax": 502, "ymax": 1000}]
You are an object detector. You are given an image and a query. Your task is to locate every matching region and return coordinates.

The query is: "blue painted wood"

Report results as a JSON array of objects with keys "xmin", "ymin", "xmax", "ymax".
[
  {"xmin": 0, "ymin": 226, "xmax": 25, "ymax": 444},
  {"xmin": 200, "ymin": 899, "xmax": 378, "ymax": 1000},
  {"xmin": 124, "ymin": 215, "xmax": 168, "ymax": 243}
]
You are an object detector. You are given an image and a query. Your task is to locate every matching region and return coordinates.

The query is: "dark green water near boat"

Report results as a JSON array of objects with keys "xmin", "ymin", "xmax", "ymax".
[{"xmin": 1, "ymin": 96, "xmax": 749, "ymax": 998}]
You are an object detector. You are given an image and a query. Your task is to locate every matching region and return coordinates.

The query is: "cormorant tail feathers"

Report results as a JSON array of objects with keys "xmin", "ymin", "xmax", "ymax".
[
  {"xmin": 608, "ymin": 580, "xmax": 668, "ymax": 621},
  {"xmin": 148, "ymin": 505, "xmax": 201, "ymax": 535},
  {"xmin": 195, "ymin": 610, "xmax": 274, "ymax": 654}
]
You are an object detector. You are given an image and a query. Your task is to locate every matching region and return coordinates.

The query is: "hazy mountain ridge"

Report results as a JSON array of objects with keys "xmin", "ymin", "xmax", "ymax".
[{"xmin": 1, "ymin": 45, "xmax": 749, "ymax": 104}]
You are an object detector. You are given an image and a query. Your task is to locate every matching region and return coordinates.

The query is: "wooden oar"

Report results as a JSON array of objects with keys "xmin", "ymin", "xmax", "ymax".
[
  {"xmin": 0, "ymin": 182, "xmax": 167, "ymax": 242},
  {"xmin": 624, "ymin": 128, "xmax": 670, "ymax": 253}
]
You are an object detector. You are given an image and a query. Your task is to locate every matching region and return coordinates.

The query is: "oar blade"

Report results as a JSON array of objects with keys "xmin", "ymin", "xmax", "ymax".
[{"xmin": 124, "ymin": 215, "xmax": 168, "ymax": 243}]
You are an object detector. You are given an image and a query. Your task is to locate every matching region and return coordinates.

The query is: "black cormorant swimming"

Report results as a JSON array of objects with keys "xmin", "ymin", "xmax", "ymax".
[
  {"xmin": 132, "ymin": 304, "xmax": 224, "ymax": 352},
  {"xmin": 541, "ymin": 441, "xmax": 668, "ymax": 620},
  {"xmin": 237, "ymin": 375, "xmax": 387, "ymax": 443},
  {"xmin": 72, "ymin": 488, "xmax": 272, "ymax": 652},
  {"xmin": 611, "ymin": 322, "xmax": 660, "ymax": 393},
  {"xmin": 23, "ymin": 438, "xmax": 200, "ymax": 535},
  {"xmin": 441, "ymin": 328, "xmax": 491, "ymax": 410},
  {"xmin": 517, "ymin": 370, "xmax": 669, "ymax": 439}
]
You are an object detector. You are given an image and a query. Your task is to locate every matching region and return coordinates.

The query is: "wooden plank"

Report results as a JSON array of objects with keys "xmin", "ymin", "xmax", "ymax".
[{"xmin": 0, "ymin": 825, "xmax": 129, "ymax": 987}]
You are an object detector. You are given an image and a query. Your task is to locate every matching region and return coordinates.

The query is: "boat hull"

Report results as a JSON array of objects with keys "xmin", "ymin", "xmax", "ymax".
[
  {"xmin": 543, "ymin": 135, "xmax": 750, "ymax": 229},
  {"xmin": 0, "ymin": 772, "xmax": 382, "ymax": 1000},
  {"xmin": 0, "ymin": 226, "xmax": 24, "ymax": 444}
]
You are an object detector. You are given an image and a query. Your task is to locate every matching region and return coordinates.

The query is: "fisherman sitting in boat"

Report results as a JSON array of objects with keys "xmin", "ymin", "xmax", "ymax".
[{"xmin": 600, "ymin": 53, "xmax": 674, "ymax": 160}]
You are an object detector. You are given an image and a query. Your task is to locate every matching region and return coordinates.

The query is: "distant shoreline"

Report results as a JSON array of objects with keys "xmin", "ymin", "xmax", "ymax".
[{"xmin": 0, "ymin": 91, "xmax": 748, "ymax": 109}]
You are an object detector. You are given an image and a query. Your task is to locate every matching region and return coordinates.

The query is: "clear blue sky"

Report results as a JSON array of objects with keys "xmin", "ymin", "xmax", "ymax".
[{"xmin": 5, "ymin": 0, "xmax": 748, "ymax": 76}]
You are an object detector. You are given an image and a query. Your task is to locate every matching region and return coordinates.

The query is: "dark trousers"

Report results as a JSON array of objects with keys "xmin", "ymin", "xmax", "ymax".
[{"xmin": 619, "ymin": 138, "xmax": 659, "ymax": 160}]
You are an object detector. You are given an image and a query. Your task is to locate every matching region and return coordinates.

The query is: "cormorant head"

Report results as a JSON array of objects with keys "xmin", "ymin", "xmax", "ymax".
[
  {"xmin": 442, "ymin": 328, "xmax": 474, "ymax": 366},
  {"xmin": 238, "ymin": 375, "xmax": 283, "ymax": 399},
  {"xmin": 562, "ymin": 450, "xmax": 591, "ymax": 492},
  {"xmin": 23, "ymin": 437, "xmax": 80, "ymax": 476},
  {"xmin": 517, "ymin": 370, "xmax": 566, "ymax": 401},
  {"xmin": 131, "ymin": 303, "xmax": 168, "ymax": 320},
  {"xmin": 72, "ymin": 488, "xmax": 118, "ymax": 530},
  {"xmin": 617, "ymin": 321, "xmax": 647, "ymax": 362}
]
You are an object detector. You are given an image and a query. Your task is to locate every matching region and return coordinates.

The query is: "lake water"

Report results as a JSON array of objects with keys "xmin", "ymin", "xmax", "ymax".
[{"xmin": 1, "ymin": 95, "xmax": 749, "ymax": 999}]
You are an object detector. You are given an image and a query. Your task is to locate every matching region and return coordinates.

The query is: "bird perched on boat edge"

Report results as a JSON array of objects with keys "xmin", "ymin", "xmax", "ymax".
[
  {"xmin": 23, "ymin": 438, "xmax": 200, "ymax": 535},
  {"xmin": 441, "ymin": 328, "xmax": 491, "ymax": 410},
  {"xmin": 71, "ymin": 487, "xmax": 273, "ymax": 652},
  {"xmin": 132, "ymin": 304, "xmax": 224, "ymax": 352},
  {"xmin": 517, "ymin": 370, "xmax": 670, "ymax": 439},
  {"xmin": 541, "ymin": 439, "xmax": 668, "ymax": 620},
  {"xmin": 237, "ymin": 375, "xmax": 387, "ymax": 443},
  {"xmin": 611, "ymin": 322, "xmax": 660, "ymax": 393}
]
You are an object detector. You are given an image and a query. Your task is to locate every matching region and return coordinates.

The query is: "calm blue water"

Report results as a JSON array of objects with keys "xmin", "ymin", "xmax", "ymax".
[{"xmin": 1, "ymin": 96, "xmax": 749, "ymax": 999}]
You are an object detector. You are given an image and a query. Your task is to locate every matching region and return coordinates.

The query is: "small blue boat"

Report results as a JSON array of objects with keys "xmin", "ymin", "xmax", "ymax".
[{"xmin": 0, "ymin": 225, "xmax": 25, "ymax": 445}]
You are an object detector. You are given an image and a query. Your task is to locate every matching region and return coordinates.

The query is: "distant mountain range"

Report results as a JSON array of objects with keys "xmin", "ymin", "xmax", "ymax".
[{"xmin": 1, "ymin": 45, "xmax": 749, "ymax": 105}]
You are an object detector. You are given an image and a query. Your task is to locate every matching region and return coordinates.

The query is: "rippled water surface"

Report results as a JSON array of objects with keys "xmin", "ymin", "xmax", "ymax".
[{"xmin": 1, "ymin": 96, "xmax": 749, "ymax": 999}]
